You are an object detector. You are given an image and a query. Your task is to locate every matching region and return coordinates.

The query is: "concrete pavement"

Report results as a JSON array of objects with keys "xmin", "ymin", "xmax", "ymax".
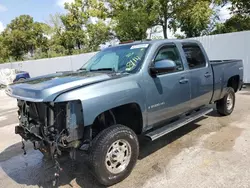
[{"xmin": 0, "ymin": 89, "xmax": 250, "ymax": 188}]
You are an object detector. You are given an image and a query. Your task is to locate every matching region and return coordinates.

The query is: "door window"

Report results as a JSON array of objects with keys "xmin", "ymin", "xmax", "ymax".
[
  {"xmin": 154, "ymin": 45, "xmax": 184, "ymax": 72},
  {"xmin": 182, "ymin": 44, "xmax": 206, "ymax": 69}
]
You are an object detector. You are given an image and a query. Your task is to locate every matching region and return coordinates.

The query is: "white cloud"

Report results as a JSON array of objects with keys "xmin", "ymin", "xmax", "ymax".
[
  {"xmin": 219, "ymin": 3, "xmax": 232, "ymax": 23},
  {"xmin": 56, "ymin": 0, "xmax": 74, "ymax": 8},
  {"xmin": 0, "ymin": 21, "xmax": 5, "ymax": 33},
  {"xmin": 0, "ymin": 4, "xmax": 7, "ymax": 12}
]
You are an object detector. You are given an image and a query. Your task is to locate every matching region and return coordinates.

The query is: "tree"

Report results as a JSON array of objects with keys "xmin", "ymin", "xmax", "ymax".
[
  {"xmin": 45, "ymin": 13, "xmax": 68, "ymax": 57},
  {"xmin": 175, "ymin": 0, "xmax": 213, "ymax": 38},
  {"xmin": 107, "ymin": 0, "xmax": 226, "ymax": 39},
  {"xmin": 33, "ymin": 22, "xmax": 50, "ymax": 55},
  {"xmin": 107, "ymin": 0, "xmax": 173, "ymax": 39},
  {"xmin": 86, "ymin": 21, "xmax": 111, "ymax": 51},
  {"xmin": 211, "ymin": 14, "xmax": 250, "ymax": 34},
  {"xmin": 2, "ymin": 15, "xmax": 49, "ymax": 60},
  {"xmin": 47, "ymin": 13, "xmax": 64, "ymax": 35},
  {"xmin": 106, "ymin": 0, "xmax": 157, "ymax": 40},
  {"xmin": 151, "ymin": 0, "xmax": 177, "ymax": 39},
  {"xmin": 59, "ymin": 0, "xmax": 110, "ymax": 53},
  {"xmin": 231, "ymin": 0, "xmax": 250, "ymax": 15},
  {"xmin": 174, "ymin": 0, "xmax": 229, "ymax": 38},
  {"xmin": 113, "ymin": 9, "xmax": 152, "ymax": 41},
  {"xmin": 59, "ymin": 1, "xmax": 86, "ymax": 54},
  {"xmin": 0, "ymin": 34, "xmax": 9, "ymax": 63}
]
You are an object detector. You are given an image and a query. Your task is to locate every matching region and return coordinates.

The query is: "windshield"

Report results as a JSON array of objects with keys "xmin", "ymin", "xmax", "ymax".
[{"xmin": 81, "ymin": 43, "xmax": 149, "ymax": 73}]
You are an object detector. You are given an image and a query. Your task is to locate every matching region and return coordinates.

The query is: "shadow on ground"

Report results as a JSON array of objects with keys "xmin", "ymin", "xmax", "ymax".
[
  {"xmin": 0, "ymin": 117, "xmax": 208, "ymax": 188},
  {"xmin": 206, "ymin": 110, "xmax": 220, "ymax": 117}
]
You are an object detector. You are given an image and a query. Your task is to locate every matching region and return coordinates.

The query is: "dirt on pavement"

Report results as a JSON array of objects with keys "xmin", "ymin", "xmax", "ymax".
[{"xmin": 0, "ymin": 88, "xmax": 250, "ymax": 188}]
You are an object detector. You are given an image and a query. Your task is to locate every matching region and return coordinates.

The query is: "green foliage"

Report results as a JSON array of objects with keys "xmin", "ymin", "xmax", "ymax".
[
  {"xmin": 212, "ymin": 14, "xmax": 250, "ymax": 34},
  {"xmin": 113, "ymin": 9, "xmax": 151, "ymax": 41},
  {"xmin": 107, "ymin": 0, "xmax": 223, "ymax": 39},
  {"xmin": 1, "ymin": 15, "xmax": 49, "ymax": 61},
  {"xmin": 231, "ymin": 0, "xmax": 250, "ymax": 15},
  {"xmin": 107, "ymin": 0, "xmax": 175, "ymax": 39},
  {"xmin": 86, "ymin": 21, "xmax": 111, "ymax": 51},
  {"xmin": 0, "ymin": 0, "xmax": 111, "ymax": 62},
  {"xmin": 107, "ymin": 0, "xmax": 157, "ymax": 41},
  {"xmin": 151, "ymin": 0, "xmax": 176, "ymax": 39},
  {"xmin": 175, "ymin": 0, "xmax": 214, "ymax": 38},
  {"xmin": 57, "ymin": 0, "xmax": 110, "ymax": 53},
  {"xmin": 0, "ymin": 34, "xmax": 9, "ymax": 63},
  {"xmin": 1, "ymin": 0, "xmax": 250, "ymax": 64}
]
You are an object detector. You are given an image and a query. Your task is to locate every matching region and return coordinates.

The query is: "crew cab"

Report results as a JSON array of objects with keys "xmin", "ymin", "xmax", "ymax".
[{"xmin": 6, "ymin": 39, "xmax": 244, "ymax": 186}]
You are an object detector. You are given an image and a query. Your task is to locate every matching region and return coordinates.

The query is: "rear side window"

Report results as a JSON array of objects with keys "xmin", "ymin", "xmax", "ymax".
[{"xmin": 182, "ymin": 44, "xmax": 206, "ymax": 69}]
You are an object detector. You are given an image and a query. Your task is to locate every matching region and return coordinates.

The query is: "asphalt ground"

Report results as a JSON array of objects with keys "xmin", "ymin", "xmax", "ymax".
[{"xmin": 0, "ymin": 88, "xmax": 250, "ymax": 188}]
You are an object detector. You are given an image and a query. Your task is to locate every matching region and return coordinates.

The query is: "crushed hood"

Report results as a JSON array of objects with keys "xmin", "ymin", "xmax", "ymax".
[{"xmin": 6, "ymin": 71, "xmax": 118, "ymax": 102}]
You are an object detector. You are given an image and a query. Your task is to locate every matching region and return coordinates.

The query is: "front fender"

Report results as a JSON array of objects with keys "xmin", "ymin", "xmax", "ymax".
[{"xmin": 54, "ymin": 80, "xmax": 147, "ymax": 127}]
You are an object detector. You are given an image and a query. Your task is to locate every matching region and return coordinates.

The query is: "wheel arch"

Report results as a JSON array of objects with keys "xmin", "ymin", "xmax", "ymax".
[
  {"xmin": 227, "ymin": 75, "xmax": 240, "ymax": 92},
  {"xmin": 91, "ymin": 102, "xmax": 144, "ymax": 136}
]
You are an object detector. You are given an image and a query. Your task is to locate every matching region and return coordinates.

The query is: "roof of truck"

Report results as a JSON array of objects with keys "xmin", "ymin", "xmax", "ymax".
[{"xmin": 117, "ymin": 39, "xmax": 200, "ymax": 46}]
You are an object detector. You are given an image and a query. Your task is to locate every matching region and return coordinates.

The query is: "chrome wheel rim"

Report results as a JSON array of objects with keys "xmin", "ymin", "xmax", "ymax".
[
  {"xmin": 227, "ymin": 93, "xmax": 233, "ymax": 110},
  {"xmin": 105, "ymin": 139, "xmax": 131, "ymax": 174}
]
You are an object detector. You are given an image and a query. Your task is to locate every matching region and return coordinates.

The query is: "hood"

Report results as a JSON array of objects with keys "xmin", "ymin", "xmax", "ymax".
[{"xmin": 6, "ymin": 71, "xmax": 120, "ymax": 102}]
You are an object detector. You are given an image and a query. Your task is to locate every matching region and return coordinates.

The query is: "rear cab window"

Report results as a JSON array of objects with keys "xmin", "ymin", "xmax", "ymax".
[{"xmin": 182, "ymin": 43, "xmax": 206, "ymax": 69}]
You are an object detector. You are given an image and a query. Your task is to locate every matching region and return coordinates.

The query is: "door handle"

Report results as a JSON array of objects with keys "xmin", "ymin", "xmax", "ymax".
[
  {"xmin": 179, "ymin": 78, "xmax": 189, "ymax": 84},
  {"xmin": 204, "ymin": 72, "xmax": 212, "ymax": 78}
]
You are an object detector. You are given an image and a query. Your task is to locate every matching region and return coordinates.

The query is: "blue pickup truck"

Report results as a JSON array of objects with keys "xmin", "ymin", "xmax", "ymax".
[{"xmin": 6, "ymin": 39, "xmax": 243, "ymax": 186}]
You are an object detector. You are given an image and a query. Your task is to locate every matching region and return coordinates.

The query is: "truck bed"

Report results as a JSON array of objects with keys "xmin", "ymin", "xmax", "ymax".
[
  {"xmin": 210, "ymin": 59, "xmax": 243, "ymax": 103},
  {"xmin": 210, "ymin": 59, "xmax": 242, "ymax": 65}
]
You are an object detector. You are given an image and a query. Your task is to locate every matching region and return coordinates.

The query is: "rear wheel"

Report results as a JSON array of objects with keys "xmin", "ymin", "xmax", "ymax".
[
  {"xmin": 216, "ymin": 87, "xmax": 235, "ymax": 116},
  {"xmin": 89, "ymin": 124, "xmax": 139, "ymax": 186}
]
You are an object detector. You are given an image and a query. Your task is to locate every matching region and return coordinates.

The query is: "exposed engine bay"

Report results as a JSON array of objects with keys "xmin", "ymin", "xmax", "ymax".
[
  {"xmin": 15, "ymin": 100, "xmax": 85, "ymax": 185},
  {"xmin": 15, "ymin": 100, "xmax": 84, "ymax": 156},
  {"xmin": 15, "ymin": 100, "xmax": 84, "ymax": 186}
]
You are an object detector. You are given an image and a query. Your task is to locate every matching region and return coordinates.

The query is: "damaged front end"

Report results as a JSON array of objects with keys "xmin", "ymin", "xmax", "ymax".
[
  {"xmin": 15, "ymin": 99, "xmax": 85, "ymax": 186},
  {"xmin": 15, "ymin": 100, "xmax": 84, "ymax": 157}
]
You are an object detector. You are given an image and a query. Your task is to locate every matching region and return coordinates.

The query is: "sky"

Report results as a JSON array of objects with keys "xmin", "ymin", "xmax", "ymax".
[
  {"xmin": 0, "ymin": 0, "xmax": 232, "ymax": 37},
  {"xmin": 0, "ymin": 0, "xmax": 73, "ymax": 32}
]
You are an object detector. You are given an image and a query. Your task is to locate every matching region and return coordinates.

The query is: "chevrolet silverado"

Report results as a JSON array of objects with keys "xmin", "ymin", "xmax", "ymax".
[{"xmin": 6, "ymin": 39, "xmax": 244, "ymax": 186}]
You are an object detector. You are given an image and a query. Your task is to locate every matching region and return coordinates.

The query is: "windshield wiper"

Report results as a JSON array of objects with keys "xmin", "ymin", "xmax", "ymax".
[
  {"xmin": 90, "ymin": 68, "xmax": 115, "ymax": 72},
  {"xmin": 78, "ymin": 68, "xmax": 87, "ymax": 71}
]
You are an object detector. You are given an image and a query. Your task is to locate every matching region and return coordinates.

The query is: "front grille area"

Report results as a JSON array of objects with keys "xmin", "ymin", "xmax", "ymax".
[
  {"xmin": 16, "ymin": 100, "xmax": 84, "ymax": 148},
  {"xmin": 17, "ymin": 100, "xmax": 67, "ymax": 142}
]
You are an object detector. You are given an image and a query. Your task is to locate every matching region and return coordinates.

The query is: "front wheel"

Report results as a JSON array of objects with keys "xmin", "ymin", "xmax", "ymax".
[
  {"xmin": 216, "ymin": 87, "xmax": 235, "ymax": 116},
  {"xmin": 89, "ymin": 125, "xmax": 139, "ymax": 186}
]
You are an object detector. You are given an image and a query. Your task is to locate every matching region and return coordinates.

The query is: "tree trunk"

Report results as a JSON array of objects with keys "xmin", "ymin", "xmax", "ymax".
[
  {"xmin": 162, "ymin": 18, "xmax": 168, "ymax": 39},
  {"xmin": 77, "ymin": 40, "xmax": 81, "ymax": 50},
  {"xmin": 163, "ymin": 25, "xmax": 168, "ymax": 39}
]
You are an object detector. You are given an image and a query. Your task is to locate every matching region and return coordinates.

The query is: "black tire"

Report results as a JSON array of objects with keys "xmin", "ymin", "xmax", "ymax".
[
  {"xmin": 216, "ymin": 87, "xmax": 235, "ymax": 116},
  {"xmin": 89, "ymin": 124, "xmax": 139, "ymax": 186}
]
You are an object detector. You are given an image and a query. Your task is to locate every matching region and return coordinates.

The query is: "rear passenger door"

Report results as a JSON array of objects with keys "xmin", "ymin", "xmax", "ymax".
[{"xmin": 181, "ymin": 43, "xmax": 213, "ymax": 109}]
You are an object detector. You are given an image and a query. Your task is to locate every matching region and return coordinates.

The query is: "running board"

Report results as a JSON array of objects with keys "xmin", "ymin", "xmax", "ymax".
[{"xmin": 146, "ymin": 107, "xmax": 213, "ymax": 141}]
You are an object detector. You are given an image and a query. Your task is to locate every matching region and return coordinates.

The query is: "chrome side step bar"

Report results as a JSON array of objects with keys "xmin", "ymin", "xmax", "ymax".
[{"xmin": 146, "ymin": 107, "xmax": 213, "ymax": 141}]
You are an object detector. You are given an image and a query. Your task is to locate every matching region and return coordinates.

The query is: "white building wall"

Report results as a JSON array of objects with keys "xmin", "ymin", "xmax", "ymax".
[{"xmin": 194, "ymin": 31, "xmax": 250, "ymax": 83}]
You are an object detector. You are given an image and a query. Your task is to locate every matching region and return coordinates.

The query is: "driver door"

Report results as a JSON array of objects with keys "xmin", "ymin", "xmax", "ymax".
[{"xmin": 145, "ymin": 44, "xmax": 191, "ymax": 126}]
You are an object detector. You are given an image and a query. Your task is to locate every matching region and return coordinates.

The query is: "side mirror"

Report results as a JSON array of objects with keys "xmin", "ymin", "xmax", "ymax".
[{"xmin": 150, "ymin": 59, "xmax": 176, "ymax": 75}]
